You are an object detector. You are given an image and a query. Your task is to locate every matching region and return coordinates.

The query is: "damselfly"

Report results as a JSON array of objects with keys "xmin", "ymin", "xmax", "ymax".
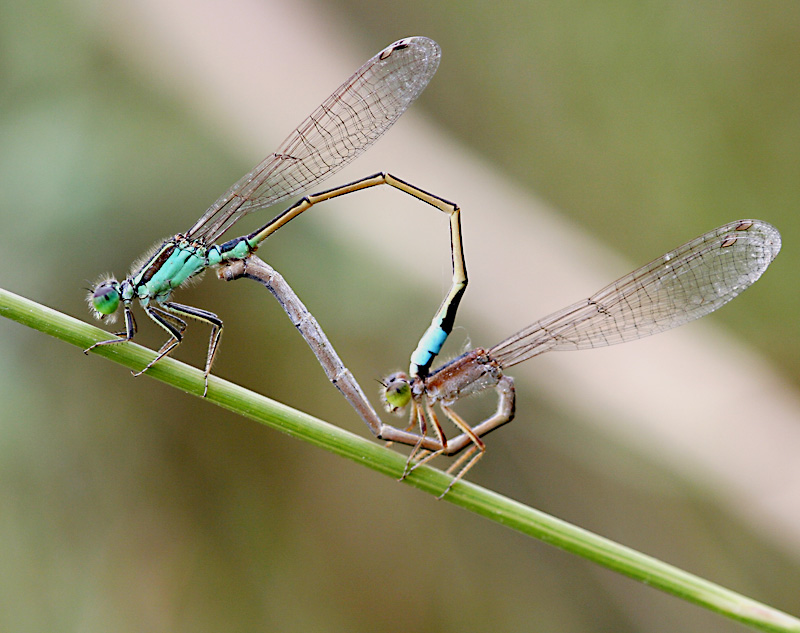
[
  {"xmin": 85, "ymin": 37, "xmax": 464, "ymax": 397},
  {"xmin": 380, "ymin": 219, "xmax": 781, "ymax": 494}
]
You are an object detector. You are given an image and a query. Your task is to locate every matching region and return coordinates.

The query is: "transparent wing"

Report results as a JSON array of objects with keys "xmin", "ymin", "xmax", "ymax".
[
  {"xmin": 490, "ymin": 219, "xmax": 781, "ymax": 368},
  {"xmin": 186, "ymin": 36, "xmax": 440, "ymax": 243}
]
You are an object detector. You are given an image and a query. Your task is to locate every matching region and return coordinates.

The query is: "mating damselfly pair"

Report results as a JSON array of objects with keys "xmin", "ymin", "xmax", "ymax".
[{"xmin": 85, "ymin": 37, "xmax": 781, "ymax": 494}]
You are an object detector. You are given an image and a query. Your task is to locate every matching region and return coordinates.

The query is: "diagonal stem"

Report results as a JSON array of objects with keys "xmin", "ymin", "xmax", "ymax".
[{"xmin": 1, "ymin": 285, "xmax": 798, "ymax": 633}]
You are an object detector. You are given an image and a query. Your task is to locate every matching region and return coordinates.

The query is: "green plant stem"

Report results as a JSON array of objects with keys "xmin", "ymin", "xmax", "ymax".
[{"xmin": 1, "ymin": 285, "xmax": 798, "ymax": 633}]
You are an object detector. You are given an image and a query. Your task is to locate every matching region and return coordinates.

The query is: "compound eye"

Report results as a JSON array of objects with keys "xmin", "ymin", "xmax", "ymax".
[
  {"xmin": 91, "ymin": 281, "xmax": 120, "ymax": 317},
  {"xmin": 381, "ymin": 372, "xmax": 412, "ymax": 412}
]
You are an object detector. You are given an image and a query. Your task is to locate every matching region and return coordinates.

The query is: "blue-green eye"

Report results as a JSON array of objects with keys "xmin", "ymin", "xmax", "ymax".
[
  {"xmin": 91, "ymin": 280, "xmax": 120, "ymax": 317},
  {"xmin": 381, "ymin": 372, "xmax": 412, "ymax": 412}
]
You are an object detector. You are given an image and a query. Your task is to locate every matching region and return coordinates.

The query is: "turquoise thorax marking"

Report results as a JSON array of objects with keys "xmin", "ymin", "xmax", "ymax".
[
  {"xmin": 135, "ymin": 240, "xmax": 207, "ymax": 300},
  {"xmin": 121, "ymin": 281, "xmax": 135, "ymax": 302},
  {"xmin": 129, "ymin": 236, "xmax": 256, "ymax": 303}
]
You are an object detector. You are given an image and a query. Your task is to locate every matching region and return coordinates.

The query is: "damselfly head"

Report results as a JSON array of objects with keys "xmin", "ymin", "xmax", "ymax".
[
  {"xmin": 87, "ymin": 276, "xmax": 121, "ymax": 322},
  {"xmin": 380, "ymin": 372, "xmax": 412, "ymax": 413}
]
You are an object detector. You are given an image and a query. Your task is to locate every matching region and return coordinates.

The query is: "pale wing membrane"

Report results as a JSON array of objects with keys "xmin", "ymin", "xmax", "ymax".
[
  {"xmin": 490, "ymin": 220, "xmax": 781, "ymax": 368},
  {"xmin": 186, "ymin": 37, "xmax": 441, "ymax": 243}
]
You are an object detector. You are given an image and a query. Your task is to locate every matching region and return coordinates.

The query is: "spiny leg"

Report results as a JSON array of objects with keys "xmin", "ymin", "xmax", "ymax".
[
  {"xmin": 401, "ymin": 402, "xmax": 486, "ymax": 497},
  {"xmin": 132, "ymin": 302, "xmax": 222, "ymax": 397},
  {"xmin": 162, "ymin": 302, "xmax": 223, "ymax": 397},
  {"xmin": 398, "ymin": 401, "xmax": 431, "ymax": 480},
  {"xmin": 434, "ymin": 375, "xmax": 516, "ymax": 457},
  {"xmin": 84, "ymin": 305, "xmax": 137, "ymax": 353},
  {"xmin": 436, "ymin": 405, "xmax": 486, "ymax": 497},
  {"xmin": 134, "ymin": 306, "xmax": 185, "ymax": 376},
  {"xmin": 407, "ymin": 375, "xmax": 516, "ymax": 496},
  {"xmin": 403, "ymin": 401, "xmax": 451, "ymax": 479}
]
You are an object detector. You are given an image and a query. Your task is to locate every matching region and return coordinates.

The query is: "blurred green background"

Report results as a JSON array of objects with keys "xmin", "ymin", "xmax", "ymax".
[{"xmin": 1, "ymin": 0, "xmax": 799, "ymax": 631}]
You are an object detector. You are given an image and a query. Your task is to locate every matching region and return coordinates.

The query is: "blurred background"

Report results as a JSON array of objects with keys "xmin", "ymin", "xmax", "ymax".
[{"xmin": 2, "ymin": 0, "xmax": 800, "ymax": 630}]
